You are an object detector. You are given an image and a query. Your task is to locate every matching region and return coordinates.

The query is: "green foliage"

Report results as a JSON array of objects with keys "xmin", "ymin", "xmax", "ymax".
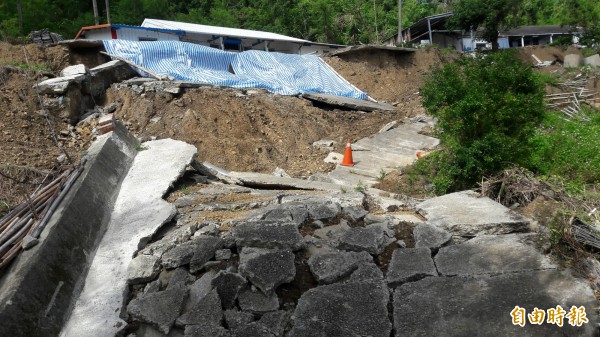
[
  {"xmin": 528, "ymin": 109, "xmax": 600, "ymax": 185},
  {"xmin": 9, "ymin": 61, "xmax": 51, "ymax": 71},
  {"xmin": 421, "ymin": 50, "xmax": 546, "ymax": 193},
  {"xmin": 354, "ymin": 180, "xmax": 366, "ymax": 192},
  {"xmin": 449, "ymin": 0, "xmax": 521, "ymax": 50}
]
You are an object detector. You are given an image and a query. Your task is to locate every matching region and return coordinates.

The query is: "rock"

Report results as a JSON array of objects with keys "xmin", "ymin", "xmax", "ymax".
[
  {"xmin": 183, "ymin": 325, "xmax": 228, "ymax": 337},
  {"xmin": 395, "ymin": 240, "xmax": 406, "ymax": 248},
  {"xmin": 232, "ymin": 221, "xmax": 303, "ymax": 251},
  {"xmin": 195, "ymin": 223, "xmax": 220, "ymax": 236},
  {"xmin": 144, "ymin": 279, "xmax": 161, "ymax": 294},
  {"xmin": 584, "ymin": 54, "xmax": 600, "ymax": 67},
  {"xmin": 564, "ymin": 54, "xmax": 584, "ymax": 67},
  {"xmin": 238, "ymin": 287, "xmax": 280, "ymax": 313},
  {"xmin": 261, "ymin": 207, "xmax": 294, "ymax": 223},
  {"xmin": 307, "ymin": 251, "xmax": 372, "ymax": 284},
  {"xmin": 127, "ymin": 284, "xmax": 188, "ymax": 334},
  {"xmin": 313, "ymin": 223, "xmax": 350, "ymax": 245},
  {"xmin": 184, "ymin": 270, "xmax": 216, "ymax": 312},
  {"xmin": 308, "ymin": 220, "xmax": 325, "ymax": 229},
  {"xmin": 174, "ymin": 195, "xmax": 197, "ymax": 208},
  {"xmin": 349, "ymin": 262, "xmax": 384, "ymax": 282},
  {"xmin": 312, "ymin": 139, "xmax": 334, "ymax": 148},
  {"xmin": 386, "ymin": 248, "xmax": 437, "ymax": 288},
  {"xmin": 434, "ymin": 234, "xmax": 556, "ymax": 276},
  {"xmin": 167, "ymin": 268, "xmax": 193, "ymax": 289},
  {"xmin": 417, "ymin": 190, "xmax": 529, "ymax": 236},
  {"xmin": 338, "ymin": 226, "xmax": 386, "ymax": 255},
  {"xmin": 215, "ymin": 249, "xmax": 232, "ymax": 261},
  {"xmin": 176, "ymin": 289, "xmax": 222, "ymax": 327},
  {"xmin": 136, "ymin": 324, "xmax": 166, "ymax": 337},
  {"xmin": 342, "ymin": 206, "xmax": 368, "ymax": 223},
  {"xmin": 229, "ymin": 322, "xmax": 275, "ymax": 337},
  {"xmin": 582, "ymin": 256, "xmax": 600, "ymax": 290},
  {"xmin": 393, "ymin": 270, "xmax": 597, "ymax": 337},
  {"xmin": 363, "ymin": 214, "xmax": 387, "ymax": 225},
  {"xmin": 379, "ymin": 120, "xmax": 397, "ymax": 133},
  {"xmin": 273, "ymin": 167, "xmax": 290, "ymax": 178},
  {"xmin": 128, "ymin": 255, "xmax": 160, "ymax": 284},
  {"xmin": 162, "ymin": 240, "xmax": 198, "ymax": 269},
  {"xmin": 413, "ymin": 223, "xmax": 452, "ymax": 251},
  {"xmin": 258, "ymin": 310, "xmax": 290, "ymax": 337},
  {"xmin": 307, "ymin": 202, "xmax": 341, "ymax": 221},
  {"xmin": 211, "ymin": 271, "xmax": 247, "ymax": 309},
  {"xmin": 189, "ymin": 236, "xmax": 224, "ymax": 273},
  {"xmin": 224, "ymin": 309, "xmax": 255, "ymax": 329},
  {"xmin": 60, "ymin": 64, "xmax": 88, "ymax": 77},
  {"xmin": 238, "ymin": 247, "xmax": 296, "ymax": 295},
  {"xmin": 289, "ymin": 281, "xmax": 392, "ymax": 337}
]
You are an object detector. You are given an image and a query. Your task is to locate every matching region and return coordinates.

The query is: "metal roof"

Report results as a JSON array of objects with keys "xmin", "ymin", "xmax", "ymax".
[
  {"xmin": 141, "ymin": 18, "xmax": 309, "ymax": 44},
  {"xmin": 74, "ymin": 24, "xmax": 185, "ymax": 39},
  {"xmin": 500, "ymin": 25, "xmax": 576, "ymax": 36}
]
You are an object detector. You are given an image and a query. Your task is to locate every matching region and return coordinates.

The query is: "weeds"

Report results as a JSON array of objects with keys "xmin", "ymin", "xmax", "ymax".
[
  {"xmin": 377, "ymin": 169, "xmax": 387, "ymax": 182},
  {"xmin": 8, "ymin": 61, "xmax": 51, "ymax": 72},
  {"xmin": 354, "ymin": 181, "xmax": 366, "ymax": 192},
  {"xmin": 135, "ymin": 144, "xmax": 148, "ymax": 151}
]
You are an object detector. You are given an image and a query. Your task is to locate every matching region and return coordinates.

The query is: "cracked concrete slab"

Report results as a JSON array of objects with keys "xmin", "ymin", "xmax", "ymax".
[
  {"xmin": 435, "ymin": 234, "xmax": 557, "ymax": 276},
  {"xmin": 60, "ymin": 139, "xmax": 197, "ymax": 337},
  {"xmin": 393, "ymin": 270, "xmax": 597, "ymax": 336},
  {"xmin": 417, "ymin": 190, "xmax": 530, "ymax": 236}
]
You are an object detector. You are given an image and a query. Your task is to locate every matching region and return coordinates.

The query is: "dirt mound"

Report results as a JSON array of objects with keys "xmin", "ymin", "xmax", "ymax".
[
  {"xmin": 324, "ymin": 48, "xmax": 451, "ymax": 117},
  {"xmin": 0, "ymin": 42, "xmax": 71, "ymax": 71},
  {"xmin": 109, "ymin": 86, "xmax": 402, "ymax": 177}
]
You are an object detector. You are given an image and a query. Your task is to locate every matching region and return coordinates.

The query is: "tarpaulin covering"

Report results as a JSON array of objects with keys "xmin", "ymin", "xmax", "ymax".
[{"xmin": 102, "ymin": 40, "xmax": 367, "ymax": 99}]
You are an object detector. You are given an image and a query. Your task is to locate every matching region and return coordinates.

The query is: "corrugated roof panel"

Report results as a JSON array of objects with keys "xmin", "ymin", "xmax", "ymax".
[{"xmin": 141, "ymin": 18, "xmax": 309, "ymax": 44}]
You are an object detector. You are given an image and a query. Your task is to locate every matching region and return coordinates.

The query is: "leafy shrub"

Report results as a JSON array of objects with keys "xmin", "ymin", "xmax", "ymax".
[{"xmin": 420, "ymin": 50, "xmax": 546, "ymax": 193}]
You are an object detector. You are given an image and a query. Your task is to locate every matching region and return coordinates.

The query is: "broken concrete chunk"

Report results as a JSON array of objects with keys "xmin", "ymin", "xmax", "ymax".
[
  {"xmin": 386, "ymin": 247, "xmax": 437, "ymax": 288},
  {"xmin": 232, "ymin": 221, "xmax": 303, "ymax": 251},
  {"xmin": 307, "ymin": 202, "xmax": 341, "ymax": 221},
  {"xmin": 238, "ymin": 247, "xmax": 296, "ymax": 295},
  {"xmin": 35, "ymin": 75, "xmax": 85, "ymax": 95},
  {"xmin": 162, "ymin": 240, "xmax": 198, "ymax": 269},
  {"xmin": 289, "ymin": 281, "xmax": 392, "ymax": 337},
  {"xmin": 417, "ymin": 190, "xmax": 529, "ymax": 236},
  {"xmin": 307, "ymin": 251, "xmax": 372, "ymax": 284},
  {"xmin": 342, "ymin": 206, "xmax": 368, "ymax": 223},
  {"xmin": 224, "ymin": 309, "xmax": 255, "ymax": 330},
  {"xmin": 176, "ymin": 289, "xmax": 222, "ymax": 327},
  {"xmin": 128, "ymin": 254, "xmax": 160, "ymax": 284},
  {"xmin": 183, "ymin": 324, "xmax": 228, "ymax": 337},
  {"xmin": 258, "ymin": 310, "xmax": 290, "ymax": 337},
  {"xmin": 189, "ymin": 236, "xmax": 224, "ymax": 273},
  {"xmin": 349, "ymin": 262, "xmax": 384, "ymax": 282},
  {"xmin": 434, "ymin": 234, "xmax": 556, "ymax": 276},
  {"xmin": 211, "ymin": 271, "xmax": 247, "ymax": 309},
  {"xmin": 338, "ymin": 226, "xmax": 386, "ymax": 255},
  {"xmin": 229, "ymin": 322, "xmax": 275, "ymax": 337},
  {"xmin": 174, "ymin": 195, "xmax": 197, "ymax": 208},
  {"xmin": 584, "ymin": 54, "xmax": 600, "ymax": 67},
  {"xmin": 313, "ymin": 223, "xmax": 351, "ymax": 246},
  {"xmin": 238, "ymin": 287, "xmax": 280, "ymax": 313},
  {"xmin": 393, "ymin": 270, "xmax": 597, "ymax": 337},
  {"xmin": 413, "ymin": 223, "xmax": 452, "ymax": 251},
  {"xmin": 312, "ymin": 139, "xmax": 334, "ymax": 149},
  {"xmin": 61, "ymin": 64, "xmax": 87, "ymax": 77},
  {"xmin": 184, "ymin": 270, "xmax": 217, "ymax": 312},
  {"xmin": 167, "ymin": 268, "xmax": 193, "ymax": 289},
  {"xmin": 564, "ymin": 54, "xmax": 583, "ymax": 67},
  {"xmin": 127, "ymin": 284, "xmax": 188, "ymax": 334},
  {"xmin": 215, "ymin": 249, "xmax": 232, "ymax": 261}
]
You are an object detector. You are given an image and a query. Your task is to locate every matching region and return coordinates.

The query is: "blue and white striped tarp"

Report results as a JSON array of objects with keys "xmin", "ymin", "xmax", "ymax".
[{"xmin": 102, "ymin": 40, "xmax": 367, "ymax": 100}]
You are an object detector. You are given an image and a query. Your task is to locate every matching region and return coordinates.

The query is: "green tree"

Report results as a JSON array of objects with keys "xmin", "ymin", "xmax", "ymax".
[
  {"xmin": 449, "ymin": 0, "xmax": 521, "ymax": 50},
  {"xmin": 420, "ymin": 50, "xmax": 546, "ymax": 193}
]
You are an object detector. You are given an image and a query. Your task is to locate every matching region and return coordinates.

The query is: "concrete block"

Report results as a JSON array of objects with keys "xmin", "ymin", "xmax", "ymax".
[
  {"xmin": 308, "ymin": 251, "xmax": 372, "ymax": 284},
  {"xmin": 584, "ymin": 54, "xmax": 600, "ymax": 67},
  {"xmin": 564, "ymin": 54, "xmax": 583, "ymax": 67},
  {"xmin": 238, "ymin": 247, "xmax": 296, "ymax": 295},
  {"xmin": 60, "ymin": 64, "xmax": 88, "ymax": 77},
  {"xmin": 232, "ymin": 221, "xmax": 303, "ymax": 251},
  {"xmin": 386, "ymin": 248, "xmax": 437, "ymax": 287}
]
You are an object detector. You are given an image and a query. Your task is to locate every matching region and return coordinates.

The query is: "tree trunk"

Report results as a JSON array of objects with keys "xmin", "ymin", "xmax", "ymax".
[{"xmin": 16, "ymin": 0, "xmax": 23, "ymax": 36}]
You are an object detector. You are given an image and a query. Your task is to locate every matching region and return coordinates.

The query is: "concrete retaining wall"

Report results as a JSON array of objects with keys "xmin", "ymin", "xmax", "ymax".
[{"xmin": 0, "ymin": 122, "xmax": 138, "ymax": 337}]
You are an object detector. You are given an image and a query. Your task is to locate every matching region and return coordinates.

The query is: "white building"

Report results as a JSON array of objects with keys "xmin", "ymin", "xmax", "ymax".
[{"xmin": 74, "ymin": 19, "xmax": 345, "ymax": 55}]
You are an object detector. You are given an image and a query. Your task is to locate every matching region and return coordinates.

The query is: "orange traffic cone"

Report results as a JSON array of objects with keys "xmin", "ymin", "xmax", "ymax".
[{"xmin": 340, "ymin": 139, "xmax": 355, "ymax": 167}]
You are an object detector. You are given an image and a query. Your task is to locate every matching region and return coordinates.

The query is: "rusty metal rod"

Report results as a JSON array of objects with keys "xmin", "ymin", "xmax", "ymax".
[
  {"xmin": 0, "ymin": 218, "xmax": 33, "ymax": 257},
  {"xmin": 32, "ymin": 163, "xmax": 85, "ymax": 238}
]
